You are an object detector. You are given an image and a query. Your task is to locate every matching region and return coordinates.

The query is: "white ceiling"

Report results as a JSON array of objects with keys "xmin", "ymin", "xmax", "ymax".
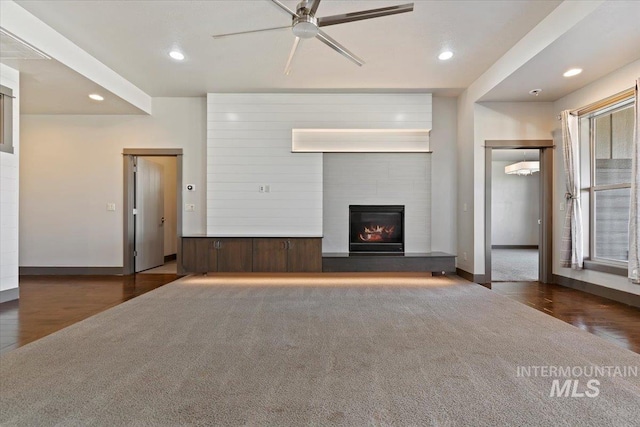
[
  {"xmin": 480, "ymin": 0, "xmax": 640, "ymax": 102},
  {"xmin": 1, "ymin": 57, "xmax": 145, "ymax": 114},
  {"xmin": 4, "ymin": 0, "xmax": 640, "ymax": 113}
]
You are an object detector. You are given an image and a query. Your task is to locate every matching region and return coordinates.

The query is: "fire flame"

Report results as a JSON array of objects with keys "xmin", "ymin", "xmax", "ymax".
[{"xmin": 358, "ymin": 225, "xmax": 396, "ymax": 242}]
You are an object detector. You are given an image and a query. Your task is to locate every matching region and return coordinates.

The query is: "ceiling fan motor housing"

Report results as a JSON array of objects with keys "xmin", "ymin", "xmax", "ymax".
[{"xmin": 292, "ymin": 15, "xmax": 319, "ymax": 38}]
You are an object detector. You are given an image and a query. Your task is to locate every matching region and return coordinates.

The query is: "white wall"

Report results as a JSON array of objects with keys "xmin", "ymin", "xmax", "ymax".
[
  {"xmin": 207, "ymin": 93, "xmax": 431, "ymax": 238},
  {"xmin": 456, "ymin": 91, "xmax": 475, "ymax": 272},
  {"xmin": 431, "ymin": 97, "xmax": 457, "ymax": 254},
  {"xmin": 552, "ymin": 59, "xmax": 640, "ymax": 296},
  {"xmin": 454, "ymin": 1, "xmax": 602, "ymax": 277},
  {"xmin": 20, "ymin": 97, "xmax": 206, "ymax": 267},
  {"xmin": 323, "ymin": 153, "xmax": 431, "ymax": 253},
  {"xmin": 471, "ymin": 102, "xmax": 554, "ymax": 274},
  {"xmin": 0, "ymin": 64, "xmax": 19, "ymax": 295},
  {"xmin": 491, "ymin": 160, "xmax": 540, "ymax": 246},
  {"xmin": 145, "ymin": 156, "xmax": 177, "ymax": 257}
]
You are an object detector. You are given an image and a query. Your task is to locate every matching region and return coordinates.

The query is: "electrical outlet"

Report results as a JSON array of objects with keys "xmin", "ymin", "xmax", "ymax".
[
  {"xmin": 106, "ymin": 203, "xmax": 116, "ymax": 211},
  {"xmin": 185, "ymin": 203, "xmax": 195, "ymax": 212},
  {"xmin": 258, "ymin": 185, "xmax": 265, "ymax": 193}
]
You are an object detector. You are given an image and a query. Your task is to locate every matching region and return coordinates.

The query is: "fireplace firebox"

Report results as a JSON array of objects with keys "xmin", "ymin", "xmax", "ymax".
[{"xmin": 349, "ymin": 205, "xmax": 404, "ymax": 252}]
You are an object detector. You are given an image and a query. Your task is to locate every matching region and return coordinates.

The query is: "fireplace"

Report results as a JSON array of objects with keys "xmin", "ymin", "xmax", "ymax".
[{"xmin": 349, "ymin": 205, "xmax": 404, "ymax": 252}]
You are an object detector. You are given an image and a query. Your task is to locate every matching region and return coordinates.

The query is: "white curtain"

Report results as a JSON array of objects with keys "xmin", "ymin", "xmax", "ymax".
[
  {"xmin": 560, "ymin": 110, "xmax": 584, "ymax": 269},
  {"xmin": 629, "ymin": 78, "xmax": 640, "ymax": 283}
]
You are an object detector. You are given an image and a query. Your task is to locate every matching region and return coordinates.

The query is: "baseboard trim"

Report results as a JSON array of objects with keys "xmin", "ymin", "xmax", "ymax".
[
  {"xmin": 456, "ymin": 268, "xmax": 487, "ymax": 284},
  {"xmin": 20, "ymin": 267, "xmax": 124, "ymax": 276},
  {"xmin": 164, "ymin": 254, "xmax": 177, "ymax": 263},
  {"xmin": 552, "ymin": 274, "xmax": 640, "ymax": 308},
  {"xmin": 0, "ymin": 288, "xmax": 19, "ymax": 303},
  {"xmin": 492, "ymin": 245, "xmax": 539, "ymax": 250}
]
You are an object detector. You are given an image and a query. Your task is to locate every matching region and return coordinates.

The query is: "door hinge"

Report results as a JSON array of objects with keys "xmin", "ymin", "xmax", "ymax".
[
  {"xmin": 133, "ymin": 250, "xmax": 138, "ymax": 257},
  {"xmin": 133, "ymin": 208, "xmax": 138, "ymax": 215}
]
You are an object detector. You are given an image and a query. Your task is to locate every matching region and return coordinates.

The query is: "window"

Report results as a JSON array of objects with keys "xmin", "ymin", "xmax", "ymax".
[
  {"xmin": 0, "ymin": 84, "xmax": 14, "ymax": 154},
  {"xmin": 586, "ymin": 99, "xmax": 634, "ymax": 266}
]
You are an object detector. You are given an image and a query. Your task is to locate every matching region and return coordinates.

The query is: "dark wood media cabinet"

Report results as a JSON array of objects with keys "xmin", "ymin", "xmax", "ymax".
[
  {"xmin": 181, "ymin": 236, "xmax": 322, "ymax": 273},
  {"xmin": 322, "ymin": 252, "xmax": 456, "ymax": 274}
]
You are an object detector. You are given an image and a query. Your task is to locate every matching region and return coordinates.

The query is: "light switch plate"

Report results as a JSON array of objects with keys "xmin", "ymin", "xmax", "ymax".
[
  {"xmin": 185, "ymin": 203, "xmax": 195, "ymax": 212},
  {"xmin": 106, "ymin": 203, "xmax": 116, "ymax": 211}
]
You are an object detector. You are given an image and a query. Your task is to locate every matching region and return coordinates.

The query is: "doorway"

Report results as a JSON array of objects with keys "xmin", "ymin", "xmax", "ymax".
[
  {"xmin": 123, "ymin": 149, "xmax": 183, "ymax": 275},
  {"xmin": 490, "ymin": 149, "xmax": 540, "ymax": 282},
  {"xmin": 484, "ymin": 140, "xmax": 553, "ymax": 284}
]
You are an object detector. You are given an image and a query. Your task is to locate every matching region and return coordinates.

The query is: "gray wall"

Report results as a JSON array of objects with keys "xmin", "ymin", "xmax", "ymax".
[
  {"xmin": 323, "ymin": 153, "xmax": 431, "ymax": 253},
  {"xmin": 491, "ymin": 160, "xmax": 540, "ymax": 246},
  {"xmin": 430, "ymin": 96, "xmax": 457, "ymax": 254}
]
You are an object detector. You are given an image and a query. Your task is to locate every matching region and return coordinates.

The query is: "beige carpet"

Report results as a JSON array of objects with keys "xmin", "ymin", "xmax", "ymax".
[{"xmin": 1, "ymin": 274, "xmax": 639, "ymax": 426}]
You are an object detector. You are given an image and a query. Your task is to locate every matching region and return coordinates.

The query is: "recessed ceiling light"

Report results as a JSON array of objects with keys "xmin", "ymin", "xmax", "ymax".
[
  {"xmin": 88, "ymin": 94, "xmax": 104, "ymax": 101},
  {"xmin": 563, "ymin": 68, "xmax": 582, "ymax": 77},
  {"xmin": 529, "ymin": 89, "xmax": 542, "ymax": 96},
  {"xmin": 438, "ymin": 51, "xmax": 453, "ymax": 61},
  {"xmin": 169, "ymin": 50, "xmax": 185, "ymax": 61}
]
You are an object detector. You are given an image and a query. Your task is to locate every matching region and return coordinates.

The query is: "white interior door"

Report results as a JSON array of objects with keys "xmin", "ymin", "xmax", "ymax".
[{"xmin": 135, "ymin": 157, "xmax": 165, "ymax": 272}]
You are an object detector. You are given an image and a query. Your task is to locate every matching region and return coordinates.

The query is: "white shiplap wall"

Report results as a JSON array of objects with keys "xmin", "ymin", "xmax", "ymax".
[{"xmin": 207, "ymin": 93, "xmax": 432, "ymax": 237}]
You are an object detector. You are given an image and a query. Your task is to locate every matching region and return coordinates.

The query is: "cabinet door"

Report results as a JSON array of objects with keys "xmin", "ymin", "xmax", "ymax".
[
  {"xmin": 252, "ymin": 238, "xmax": 288, "ymax": 272},
  {"xmin": 216, "ymin": 238, "xmax": 253, "ymax": 272},
  {"xmin": 287, "ymin": 238, "xmax": 322, "ymax": 272},
  {"xmin": 182, "ymin": 238, "xmax": 214, "ymax": 273}
]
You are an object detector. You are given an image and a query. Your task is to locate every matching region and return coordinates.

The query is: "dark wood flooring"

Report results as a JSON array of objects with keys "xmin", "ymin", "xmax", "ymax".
[
  {"xmin": 0, "ymin": 274, "xmax": 178, "ymax": 353},
  {"xmin": 487, "ymin": 281, "xmax": 640, "ymax": 354},
  {"xmin": 1, "ymin": 276, "xmax": 639, "ymax": 355}
]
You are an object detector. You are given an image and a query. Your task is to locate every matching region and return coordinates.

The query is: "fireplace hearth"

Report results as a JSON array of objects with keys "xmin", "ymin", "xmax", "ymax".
[{"xmin": 349, "ymin": 205, "xmax": 404, "ymax": 252}]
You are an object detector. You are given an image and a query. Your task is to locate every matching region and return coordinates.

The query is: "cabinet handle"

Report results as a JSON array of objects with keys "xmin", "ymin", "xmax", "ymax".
[
  {"xmin": 287, "ymin": 240, "xmax": 292, "ymax": 250},
  {"xmin": 281, "ymin": 241, "xmax": 286, "ymax": 250}
]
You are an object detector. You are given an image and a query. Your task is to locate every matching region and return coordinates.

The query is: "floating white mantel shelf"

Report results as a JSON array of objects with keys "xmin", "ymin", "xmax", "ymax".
[{"xmin": 291, "ymin": 128, "xmax": 432, "ymax": 153}]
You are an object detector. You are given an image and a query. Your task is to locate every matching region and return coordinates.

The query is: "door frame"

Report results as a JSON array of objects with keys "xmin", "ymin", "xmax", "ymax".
[
  {"xmin": 484, "ymin": 140, "xmax": 554, "ymax": 284},
  {"xmin": 123, "ymin": 148, "xmax": 183, "ymax": 275}
]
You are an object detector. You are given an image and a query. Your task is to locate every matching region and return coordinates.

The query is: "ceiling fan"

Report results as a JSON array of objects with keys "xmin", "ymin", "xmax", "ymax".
[{"xmin": 212, "ymin": 0, "xmax": 414, "ymax": 74}]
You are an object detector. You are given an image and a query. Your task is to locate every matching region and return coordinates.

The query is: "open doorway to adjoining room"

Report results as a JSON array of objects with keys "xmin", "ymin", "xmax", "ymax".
[
  {"xmin": 490, "ymin": 149, "xmax": 540, "ymax": 282},
  {"xmin": 484, "ymin": 140, "xmax": 553, "ymax": 284}
]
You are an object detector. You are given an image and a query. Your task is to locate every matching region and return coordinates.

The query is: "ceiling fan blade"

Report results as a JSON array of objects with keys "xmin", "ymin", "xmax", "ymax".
[
  {"xmin": 317, "ymin": 3, "xmax": 413, "ymax": 27},
  {"xmin": 284, "ymin": 37, "xmax": 302, "ymax": 75},
  {"xmin": 309, "ymin": 0, "xmax": 322, "ymax": 16},
  {"xmin": 315, "ymin": 30, "xmax": 364, "ymax": 67},
  {"xmin": 269, "ymin": 0, "xmax": 300, "ymax": 18},
  {"xmin": 212, "ymin": 25, "xmax": 290, "ymax": 39}
]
